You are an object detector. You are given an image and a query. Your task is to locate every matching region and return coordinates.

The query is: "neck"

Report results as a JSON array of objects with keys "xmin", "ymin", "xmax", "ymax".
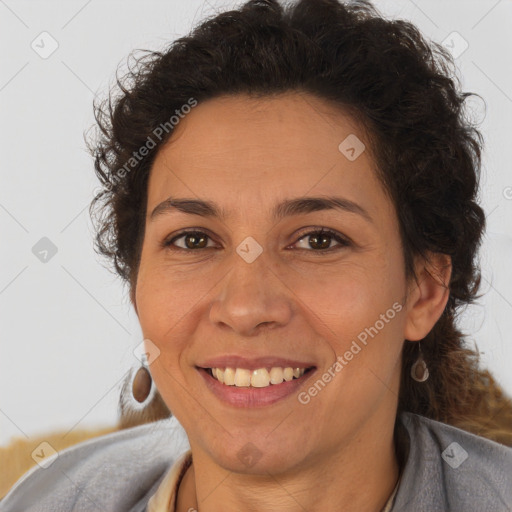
[{"xmin": 176, "ymin": 415, "xmax": 400, "ymax": 512}]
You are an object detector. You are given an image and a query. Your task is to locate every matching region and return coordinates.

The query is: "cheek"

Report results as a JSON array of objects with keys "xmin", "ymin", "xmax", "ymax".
[
  {"xmin": 135, "ymin": 260, "xmax": 202, "ymax": 334},
  {"xmin": 288, "ymin": 259, "xmax": 395, "ymax": 327},
  {"xmin": 134, "ymin": 260, "xmax": 216, "ymax": 389},
  {"xmin": 135, "ymin": 272, "xmax": 186, "ymax": 384},
  {"xmin": 290, "ymin": 259, "xmax": 405, "ymax": 373},
  {"xmin": 135, "ymin": 268, "xmax": 197, "ymax": 412}
]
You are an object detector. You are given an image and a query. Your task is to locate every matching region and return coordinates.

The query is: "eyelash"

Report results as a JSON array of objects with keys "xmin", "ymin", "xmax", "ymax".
[{"xmin": 161, "ymin": 227, "xmax": 350, "ymax": 254}]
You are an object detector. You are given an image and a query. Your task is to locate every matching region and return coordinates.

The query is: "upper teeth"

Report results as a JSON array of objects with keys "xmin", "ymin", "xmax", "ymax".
[{"xmin": 210, "ymin": 367, "xmax": 306, "ymax": 387}]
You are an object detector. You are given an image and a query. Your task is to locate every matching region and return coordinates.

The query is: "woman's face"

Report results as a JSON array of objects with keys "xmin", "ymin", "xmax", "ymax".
[{"xmin": 134, "ymin": 92, "xmax": 436, "ymax": 474}]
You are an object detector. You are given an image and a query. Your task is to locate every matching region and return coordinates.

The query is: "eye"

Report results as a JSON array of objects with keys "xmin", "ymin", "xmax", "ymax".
[
  {"xmin": 291, "ymin": 228, "xmax": 350, "ymax": 252},
  {"xmin": 162, "ymin": 227, "xmax": 350, "ymax": 253},
  {"xmin": 162, "ymin": 230, "xmax": 217, "ymax": 251}
]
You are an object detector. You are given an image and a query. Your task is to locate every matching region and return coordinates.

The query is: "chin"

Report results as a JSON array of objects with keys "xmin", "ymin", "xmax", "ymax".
[{"xmin": 202, "ymin": 434, "xmax": 306, "ymax": 476}]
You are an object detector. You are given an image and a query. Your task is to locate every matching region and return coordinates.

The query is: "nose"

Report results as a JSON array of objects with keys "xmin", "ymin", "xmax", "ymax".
[{"xmin": 208, "ymin": 249, "xmax": 294, "ymax": 337}]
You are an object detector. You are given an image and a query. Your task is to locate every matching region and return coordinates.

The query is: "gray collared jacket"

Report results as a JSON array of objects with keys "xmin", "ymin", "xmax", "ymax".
[{"xmin": 1, "ymin": 412, "xmax": 511, "ymax": 511}]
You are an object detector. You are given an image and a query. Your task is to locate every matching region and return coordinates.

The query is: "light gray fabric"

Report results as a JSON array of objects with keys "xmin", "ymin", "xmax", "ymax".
[
  {"xmin": 0, "ymin": 416, "xmax": 190, "ymax": 512},
  {"xmin": 0, "ymin": 412, "xmax": 510, "ymax": 511},
  {"xmin": 391, "ymin": 413, "xmax": 512, "ymax": 511}
]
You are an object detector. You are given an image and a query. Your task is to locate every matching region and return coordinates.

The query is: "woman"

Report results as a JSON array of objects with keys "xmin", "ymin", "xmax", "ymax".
[{"xmin": 1, "ymin": 0, "xmax": 511, "ymax": 511}]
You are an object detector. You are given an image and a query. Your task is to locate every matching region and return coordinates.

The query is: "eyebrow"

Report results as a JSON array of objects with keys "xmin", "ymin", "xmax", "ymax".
[{"xmin": 150, "ymin": 195, "xmax": 373, "ymax": 224}]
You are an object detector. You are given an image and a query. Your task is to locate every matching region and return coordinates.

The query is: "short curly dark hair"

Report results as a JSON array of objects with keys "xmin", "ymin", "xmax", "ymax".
[{"xmin": 88, "ymin": 0, "xmax": 512, "ymax": 444}]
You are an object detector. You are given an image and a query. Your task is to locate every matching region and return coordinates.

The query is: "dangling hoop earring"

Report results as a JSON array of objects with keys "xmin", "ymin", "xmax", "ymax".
[
  {"xmin": 131, "ymin": 339, "xmax": 158, "ymax": 405},
  {"xmin": 411, "ymin": 341, "xmax": 429, "ymax": 382},
  {"xmin": 132, "ymin": 365, "xmax": 153, "ymax": 403}
]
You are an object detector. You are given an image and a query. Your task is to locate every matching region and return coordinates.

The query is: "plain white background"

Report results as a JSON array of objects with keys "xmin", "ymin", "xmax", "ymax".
[{"xmin": 1, "ymin": 0, "xmax": 511, "ymax": 446}]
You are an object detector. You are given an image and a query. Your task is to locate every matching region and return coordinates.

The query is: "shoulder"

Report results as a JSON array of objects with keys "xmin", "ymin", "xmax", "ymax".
[
  {"xmin": 392, "ymin": 412, "xmax": 512, "ymax": 512},
  {"xmin": 0, "ymin": 416, "xmax": 190, "ymax": 512}
]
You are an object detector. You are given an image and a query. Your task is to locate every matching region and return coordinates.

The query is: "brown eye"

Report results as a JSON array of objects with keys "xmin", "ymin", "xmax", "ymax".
[
  {"xmin": 162, "ymin": 228, "xmax": 350, "ymax": 253},
  {"xmin": 163, "ymin": 231, "xmax": 215, "ymax": 250},
  {"xmin": 293, "ymin": 228, "xmax": 350, "ymax": 252}
]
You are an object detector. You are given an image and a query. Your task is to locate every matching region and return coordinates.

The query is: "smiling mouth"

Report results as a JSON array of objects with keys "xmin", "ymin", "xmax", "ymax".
[{"xmin": 203, "ymin": 366, "xmax": 316, "ymax": 388}]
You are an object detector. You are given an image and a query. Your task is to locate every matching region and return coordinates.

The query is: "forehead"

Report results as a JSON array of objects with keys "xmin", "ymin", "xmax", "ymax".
[
  {"xmin": 147, "ymin": 92, "xmax": 393, "ymax": 225},
  {"xmin": 154, "ymin": 92, "xmax": 366, "ymax": 164}
]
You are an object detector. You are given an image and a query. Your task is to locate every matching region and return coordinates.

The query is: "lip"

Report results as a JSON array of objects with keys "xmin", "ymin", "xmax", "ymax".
[
  {"xmin": 197, "ymin": 366, "xmax": 317, "ymax": 408},
  {"xmin": 197, "ymin": 355, "xmax": 316, "ymax": 371}
]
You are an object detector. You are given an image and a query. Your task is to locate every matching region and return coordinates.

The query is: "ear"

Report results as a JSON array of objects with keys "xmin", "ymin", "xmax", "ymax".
[{"xmin": 403, "ymin": 251, "xmax": 452, "ymax": 341}]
